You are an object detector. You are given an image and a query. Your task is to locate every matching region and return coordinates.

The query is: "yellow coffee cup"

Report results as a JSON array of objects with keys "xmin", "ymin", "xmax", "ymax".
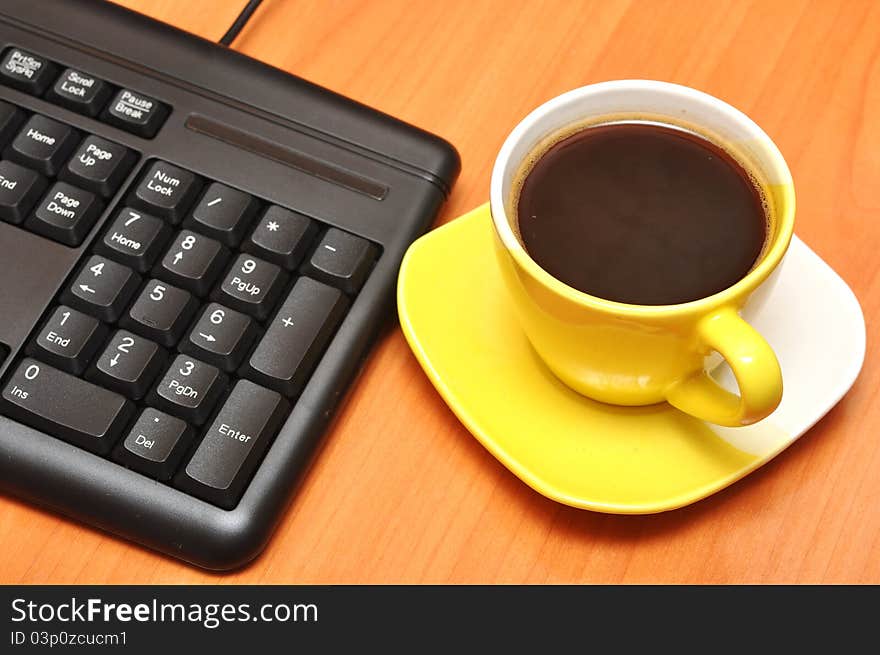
[{"xmin": 490, "ymin": 80, "xmax": 795, "ymax": 427}]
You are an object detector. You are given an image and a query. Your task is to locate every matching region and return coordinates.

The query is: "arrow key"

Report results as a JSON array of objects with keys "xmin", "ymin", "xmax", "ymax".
[
  {"xmin": 87, "ymin": 330, "xmax": 167, "ymax": 400},
  {"xmin": 61, "ymin": 255, "xmax": 141, "ymax": 322},
  {"xmin": 154, "ymin": 230, "xmax": 228, "ymax": 296},
  {"xmin": 180, "ymin": 303, "xmax": 258, "ymax": 372}
]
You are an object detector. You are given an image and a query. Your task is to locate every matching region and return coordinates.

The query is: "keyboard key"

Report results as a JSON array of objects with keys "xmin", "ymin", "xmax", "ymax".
[
  {"xmin": 62, "ymin": 255, "xmax": 140, "ymax": 322},
  {"xmin": 114, "ymin": 409, "xmax": 192, "ymax": 481},
  {"xmin": 180, "ymin": 303, "xmax": 258, "ymax": 372},
  {"xmin": 242, "ymin": 277, "xmax": 348, "ymax": 396},
  {"xmin": 176, "ymin": 380, "xmax": 289, "ymax": 508},
  {"xmin": 151, "ymin": 354, "xmax": 227, "ymax": 425},
  {"xmin": 26, "ymin": 182, "xmax": 103, "ymax": 246},
  {"xmin": 130, "ymin": 160, "xmax": 200, "ymax": 222},
  {"xmin": 0, "ymin": 48, "xmax": 58, "ymax": 95},
  {"xmin": 46, "ymin": 68, "xmax": 113, "ymax": 117},
  {"xmin": 121, "ymin": 279, "xmax": 198, "ymax": 347},
  {"xmin": 97, "ymin": 207, "xmax": 170, "ymax": 272},
  {"xmin": 154, "ymin": 230, "xmax": 228, "ymax": 296},
  {"xmin": 27, "ymin": 306, "xmax": 106, "ymax": 375},
  {"xmin": 103, "ymin": 88, "xmax": 168, "ymax": 138},
  {"xmin": 0, "ymin": 101, "xmax": 25, "ymax": 148},
  {"xmin": 87, "ymin": 330, "xmax": 166, "ymax": 400},
  {"xmin": 5, "ymin": 114, "xmax": 80, "ymax": 177},
  {"xmin": 186, "ymin": 183, "xmax": 259, "ymax": 246},
  {"xmin": 0, "ymin": 159, "xmax": 47, "ymax": 224},
  {"xmin": 302, "ymin": 228, "xmax": 377, "ymax": 294},
  {"xmin": 244, "ymin": 205, "xmax": 318, "ymax": 270},
  {"xmin": 2, "ymin": 358, "xmax": 133, "ymax": 455},
  {"xmin": 212, "ymin": 254, "xmax": 287, "ymax": 320},
  {"xmin": 60, "ymin": 135, "xmax": 136, "ymax": 197}
]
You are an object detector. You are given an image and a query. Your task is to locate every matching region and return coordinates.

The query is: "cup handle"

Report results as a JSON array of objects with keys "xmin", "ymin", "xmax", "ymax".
[{"xmin": 665, "ymin": 307, "xmax": 782, "ymax": 426}]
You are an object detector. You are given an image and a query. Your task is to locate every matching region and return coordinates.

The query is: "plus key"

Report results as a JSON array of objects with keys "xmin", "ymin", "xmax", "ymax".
[{"xmin": 241, "ymin": 277, "xmax": 349, "ymax": 397}]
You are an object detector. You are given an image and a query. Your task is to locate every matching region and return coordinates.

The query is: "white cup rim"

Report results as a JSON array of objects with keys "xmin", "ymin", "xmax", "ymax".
[{"xmin": 489, "ymin": 79, "xmax": 795, "ymax": 316}]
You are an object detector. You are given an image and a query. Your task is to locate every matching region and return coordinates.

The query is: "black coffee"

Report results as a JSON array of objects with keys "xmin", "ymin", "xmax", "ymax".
[{"xmin": 516, "ymin": 122, "xmax": 768, "ymax": 305}]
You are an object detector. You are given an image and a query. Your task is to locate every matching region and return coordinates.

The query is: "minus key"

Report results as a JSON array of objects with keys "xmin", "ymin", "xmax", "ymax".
[{"xmin": 301, "ymin": 228, "xmax": 377, "ymax": 295}]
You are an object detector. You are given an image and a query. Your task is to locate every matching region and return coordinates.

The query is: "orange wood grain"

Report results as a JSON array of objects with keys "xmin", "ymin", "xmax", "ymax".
[{"xmin": 1, "ymin": 0, "xmax": 878, "ymax": 583}]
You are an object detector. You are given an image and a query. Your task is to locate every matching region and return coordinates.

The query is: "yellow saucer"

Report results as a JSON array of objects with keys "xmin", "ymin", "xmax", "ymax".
[{"xmin": 397, "ymin": 204, "xmax": 865, "ymax": 513}]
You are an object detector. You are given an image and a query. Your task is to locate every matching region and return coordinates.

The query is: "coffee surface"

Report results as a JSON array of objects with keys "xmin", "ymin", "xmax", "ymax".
[{"xmin": 516, "ymin": 122, "xmax": 767, "ymax": 305}]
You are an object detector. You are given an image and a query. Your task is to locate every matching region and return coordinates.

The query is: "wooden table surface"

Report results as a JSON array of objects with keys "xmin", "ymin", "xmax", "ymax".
[{"xmin": 2, "ymin": 0, "xmax": 877, "ymax": 583}]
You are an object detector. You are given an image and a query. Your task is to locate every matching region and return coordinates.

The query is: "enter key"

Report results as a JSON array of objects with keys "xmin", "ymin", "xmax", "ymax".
[{"xmin": 175, "ymin": 379, "xmax": 289, "ymax": 509}]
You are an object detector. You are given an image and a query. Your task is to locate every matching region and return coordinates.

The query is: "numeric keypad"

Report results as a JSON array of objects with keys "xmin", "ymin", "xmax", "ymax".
[{"xmin": 8, "ymin": 157, "xmax": 378, "ymax": 509}]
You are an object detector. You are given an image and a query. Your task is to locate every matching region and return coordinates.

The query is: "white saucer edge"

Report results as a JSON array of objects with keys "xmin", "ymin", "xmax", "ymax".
[{"xmin": 708, "ymin": 235, "xmax": 867, "ymax": 457}]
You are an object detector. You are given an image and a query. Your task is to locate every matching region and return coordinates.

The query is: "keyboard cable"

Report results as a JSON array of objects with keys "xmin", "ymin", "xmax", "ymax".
[{"xmin": 218, "ymin": 0, "xmax": 265, "ymax": 46}]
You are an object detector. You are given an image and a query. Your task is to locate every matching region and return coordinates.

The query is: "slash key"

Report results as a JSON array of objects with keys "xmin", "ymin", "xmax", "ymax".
[{"xmin": 186, "ymin": 183, "xmax": 258, "ymax": 246}]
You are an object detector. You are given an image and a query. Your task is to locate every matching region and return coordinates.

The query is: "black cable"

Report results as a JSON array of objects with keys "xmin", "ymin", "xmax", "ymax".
[{"xmin": 218, "ymin": 0, "xmax": 265, "ymax": 46}]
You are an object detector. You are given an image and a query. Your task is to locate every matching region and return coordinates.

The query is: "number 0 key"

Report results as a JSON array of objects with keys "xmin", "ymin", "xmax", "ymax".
[{"xmin": 2, "ymin": 358, "xmax": 134, "ymax": 455}]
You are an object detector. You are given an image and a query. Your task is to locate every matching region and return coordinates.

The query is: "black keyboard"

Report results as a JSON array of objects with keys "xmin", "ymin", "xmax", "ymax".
[{"xmin": 0, "ymin": 0, "xmax": 458, "ymax": 569}]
